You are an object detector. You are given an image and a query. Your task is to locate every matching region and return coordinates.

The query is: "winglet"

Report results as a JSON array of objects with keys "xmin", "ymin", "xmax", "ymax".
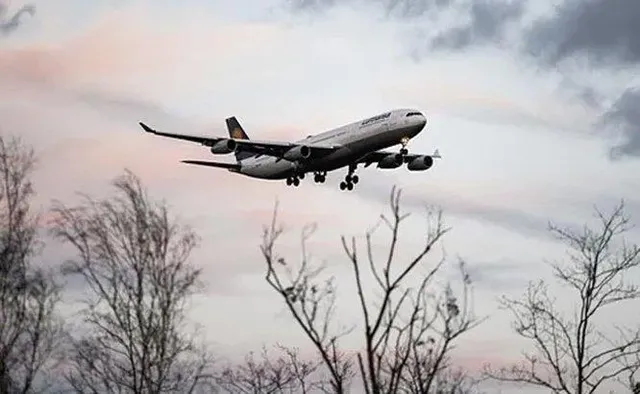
[
  {"xmin": 139, "ymin": 122, "xmax": 156, "ymax": 134},
  {"xmin": 432, "ymin": 149, "xmax": 442, "ymax": 159}
]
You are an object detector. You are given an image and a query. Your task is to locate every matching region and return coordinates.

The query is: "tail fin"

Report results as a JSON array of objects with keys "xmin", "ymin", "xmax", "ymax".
[{"xmin": 225, "ymin": 116, "xmax": 253, "ymax": 161}]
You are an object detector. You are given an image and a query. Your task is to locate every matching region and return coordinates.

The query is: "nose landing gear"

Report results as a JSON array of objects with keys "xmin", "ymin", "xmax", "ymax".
[{"xmin": 400, "ymin": 136, "xmax": 410, "ymax": 156}]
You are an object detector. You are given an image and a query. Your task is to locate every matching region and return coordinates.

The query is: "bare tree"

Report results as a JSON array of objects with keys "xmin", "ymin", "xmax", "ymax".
[
  {"xmin": 483, "ymin": 201, "xmax": 640, "ymax": 394},
  {"xmin": 0, "ymin": 135, "xmax": 64, "ymax": 394},
  {"xmin": 50, "ymin": 169, "xmax": 215, "ymax": 394},
  {"xmin": 217, "ymin": 344, "xmax": 321, "ymax": 393},
  {"xmin": 262, "ymin": 217, "xmax": 353, "ymax": 393},
  {"xmin": 261, "ymin": 186, "xmax": 483, "ymax": 394}
]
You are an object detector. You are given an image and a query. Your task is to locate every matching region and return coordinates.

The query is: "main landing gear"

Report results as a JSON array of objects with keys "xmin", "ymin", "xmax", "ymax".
[
  {"xmin": 285, "ymin": 171, "xmax": 327, "ymax": 187},
  {"xmin": 285, "ymin": 172, "xmax": 304, "ymax": 187},
  {"xmin": 339, "ymin": 164, "xmax": 359, "ymax": 191},
  {"xmin": 313, "ymin": 171, "xmax": 327, "ymax": 183}
]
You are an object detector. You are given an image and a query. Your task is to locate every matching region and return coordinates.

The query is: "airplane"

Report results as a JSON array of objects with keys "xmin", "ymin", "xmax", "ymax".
[{"xmin": 138, "ymin": 108, "xmax": 440, "ymax": 191}]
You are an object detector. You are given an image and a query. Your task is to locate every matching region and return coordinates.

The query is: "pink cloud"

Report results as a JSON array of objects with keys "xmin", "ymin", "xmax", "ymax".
[
  {"xmin": 0, "ymin": 14, "xmax": 177, "ymax": 87},
  {"xmin": 0, "ymin": 3, "xmax": 288, "ymax": 93}
]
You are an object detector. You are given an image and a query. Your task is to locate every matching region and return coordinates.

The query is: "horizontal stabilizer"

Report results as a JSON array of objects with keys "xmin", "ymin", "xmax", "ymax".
[{"xmin": 181, "ymin": 160, "xmax": 241, "ymax": 170}]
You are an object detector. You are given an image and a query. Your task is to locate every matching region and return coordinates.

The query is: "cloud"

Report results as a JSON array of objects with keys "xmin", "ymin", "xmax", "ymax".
[
  {"xmin": 524, "ymin": 0, "xmax": 640, "ymax": 68},
  {"xmin": 285, "ymin": 0, "xmax": 640, "ymax": 159},
  {"xmin": 288, "ymin": 0, "xmax": 456, "ymax": 17},
  {"xmin": 430, "ymin": 0, "xmax": 525, "ymax": 51},
  {"xmin": 422, "ymin": 0, "xmax": 640, "ymax": 158},
  {"xmin": 0, "ymin": 8, "xmax": 183, "ymax": 87},
  {"xmin": 354, "ymin": 177, "xmax": 568, "ymax": 241},
  {"xmin": 0, "ymin": 1, "xmax": 35, "ymax": 35},
  {"xmin": 599, "ymin": 87, "xmax": 640, "ymax": 159},
  {"xmin": 460, "ymin": 258, "xmax": 534, "ymax": 290}
]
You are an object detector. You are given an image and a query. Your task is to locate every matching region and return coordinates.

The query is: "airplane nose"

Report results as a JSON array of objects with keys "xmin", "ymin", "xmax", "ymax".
[{"xmin": 418, "ymin": 114, "xmax": 427, "ymax": 128}]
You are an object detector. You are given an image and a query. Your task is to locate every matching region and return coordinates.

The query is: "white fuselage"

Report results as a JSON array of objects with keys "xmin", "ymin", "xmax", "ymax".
[{"xmin": 233, "ymin": 108, "xmax": 427, "ymax": 179}]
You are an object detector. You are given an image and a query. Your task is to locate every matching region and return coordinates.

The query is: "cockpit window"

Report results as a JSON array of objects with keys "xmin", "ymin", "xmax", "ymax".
[{"xmin": 406, "ymin": 112, "xmax": 422, "ymax": 117}]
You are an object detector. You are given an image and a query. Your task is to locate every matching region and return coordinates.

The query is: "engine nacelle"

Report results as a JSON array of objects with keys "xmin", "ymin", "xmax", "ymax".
[
  {"xmin": 283, "ymin": 145, "xmax": 312, "ymax": 161},
  {"xmin": 407, "ymin": 155, "xmax": 433, "ymax": 171},
  {"xmin": 377, "ymin": 153, "xmax": 404, "ymax": 169},
  {"xmin": 210, "ymin": 139, "xmax": 237, "ymax": 154}
]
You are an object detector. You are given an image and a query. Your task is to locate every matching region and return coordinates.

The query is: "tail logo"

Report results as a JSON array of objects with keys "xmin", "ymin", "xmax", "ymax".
[{"xmin": 231, "ymin": 128, "xmax": 244, "ymax": 139}]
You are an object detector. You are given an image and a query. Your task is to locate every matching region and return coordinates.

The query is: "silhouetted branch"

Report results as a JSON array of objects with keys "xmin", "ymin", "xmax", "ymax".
[
  {"xmin": 340, "ymin": 186, "xmax": 482, "ymax": 394},
  {"xmin": 262, "ymin": 186, "xmax": 482, "ymax": 394},
  {"xmin": 483, "ymin": 200, "xmax": 640, "ymax": 394},
  {"xmin": 50, "ymin": 169, "xmax": 215, "ymax": 394},
  {"xmin": 0, "ymin": 134, "xmax": 65, "ymax": 394},
  {"xmin": 217, "ymin": 344, "xmax": 322, "ymax": 393},
  {"xmin": 262, "ymin": 203, "xmax": 353, "ymax": 393}
]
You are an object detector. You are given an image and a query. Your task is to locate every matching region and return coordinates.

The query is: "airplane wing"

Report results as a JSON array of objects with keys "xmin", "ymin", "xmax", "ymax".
[
  {"xmin": 139, "ymin": 122, "xmax": 340, "ymax": 158},
  {"xmin": 358, "ymin": 149, "xmax": 442, "ymax": 167},
  {"xmin": 180, "ymin": 160, "xmax": 241, "ymax": 170}
]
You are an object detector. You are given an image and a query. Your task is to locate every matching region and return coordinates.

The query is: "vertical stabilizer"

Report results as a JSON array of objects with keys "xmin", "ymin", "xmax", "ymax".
[{"xmin": 225, "ymin": 116, "xmax": 253, "ymax": 162}]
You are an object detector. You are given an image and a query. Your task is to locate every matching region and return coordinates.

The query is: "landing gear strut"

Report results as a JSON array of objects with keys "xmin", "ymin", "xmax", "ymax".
[{"xmin": 339, "ymin": 164, "xmax": 359, "ymax": 191}]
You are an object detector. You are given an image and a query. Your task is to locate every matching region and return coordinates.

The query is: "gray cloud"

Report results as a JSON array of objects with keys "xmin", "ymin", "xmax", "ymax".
[
  {"xmin": 285, "ymin": 0, "xmax": 640, "ymax": 67},
  {"xmin": 558, "ymin": 78, "xmax": 606, "ymax": 110},
  {"xmin": 413, "ymin": 0, "xmax": 640, "ymax": 159},
  {"xmin": 69, "ymin": 89, "xmax": 190, "ymax": 127},
  {"xmin": 354, "ymin": 179, "xmax": 564, "ymax": 241},
  {"xmin": 287, "ymin": 0, "xmax": 452, "ymax": 18},
  {"xmin": 0, "ymin": 2, "xmax": 35, "ymax": 35},
  {"xmin": 524, "ymin": 0, "xmax": 640, "ymax": 68},
  {"xmin": 382, "ymin": 0, "xmax": 453, "ymax": 18},
  {"xmin": 286, "ymin": 0, "xmax": 526, "ymax": 49},
  {"xmin": 457, "ymin": 259, "xmax": 533, "ymax": 290},
  {"xmin": 430, "ymin": 0, "xmax": 525, "ymax": 51},
  {"xmin": 287, "ymin": 0, "xmax": 338, "ymax": 12},
  {"xmin": 599, "ymin": 87, "xmax": 640, "ymax": 159}
]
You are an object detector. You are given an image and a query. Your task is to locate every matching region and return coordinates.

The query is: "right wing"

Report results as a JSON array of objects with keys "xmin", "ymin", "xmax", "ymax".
[{"xmin": 139, "ymin": 122, "xmax": 340, "ymax": 159}]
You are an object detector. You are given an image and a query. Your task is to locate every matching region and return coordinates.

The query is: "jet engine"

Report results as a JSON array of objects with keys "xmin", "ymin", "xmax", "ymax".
[
  {"xmin": 284, "ymin": 145, "xmax": 312, "ymax": 161},
  {"xmin": 377, "ymin": 153, "xmax": 404, "ymax": 169},
  {"xmin": 407, "ymin": 155, "xmax": 433, "ymax": 171},
  {"xmin": 210, "ymin": 139, "xmax": 237, "ymax": 154}
]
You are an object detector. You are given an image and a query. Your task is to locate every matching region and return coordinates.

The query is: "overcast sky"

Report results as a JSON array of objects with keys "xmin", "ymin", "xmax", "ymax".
[{"xmin": 1, "ymin": 0, "xmax": 639, "ymax": 392}]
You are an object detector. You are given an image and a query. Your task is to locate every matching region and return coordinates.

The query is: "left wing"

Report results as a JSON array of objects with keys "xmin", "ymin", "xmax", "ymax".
[
  {"xmin": 357, "ymin": 149, "xmax": 442, "ymax": 167},
  {"xmin": 139, "ymin": 122, "xmax": 340, "ymax": 159},
  {"xmin": 180, "ymin": 160, "xmax": 241, "ymax": 170}
]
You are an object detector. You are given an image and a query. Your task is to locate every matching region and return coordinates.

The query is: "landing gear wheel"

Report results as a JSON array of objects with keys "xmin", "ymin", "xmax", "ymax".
[
  {"xmin": 340, "ymin": 165, "xmax": 358, "ymax": 191},
  {"xmin": 313, "ymin": 171, "xmax": 327, "ymax": 184},
  {"xmin": 293, "ymin": 178, "xmax": 300, "ymax": 186},
  {"xmin": 400, "ymin": 148, "xmax": 408, "ymax": 155},
  {"xmin": 286, "ymin": 177, "xmax": 293, "ymax": 186}
]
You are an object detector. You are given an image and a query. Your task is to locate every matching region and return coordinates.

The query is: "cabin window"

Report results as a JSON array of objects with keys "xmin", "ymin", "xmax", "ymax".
[{"xmin": 406, "ymin": 112, "xmax": 422, "ymax": 117}]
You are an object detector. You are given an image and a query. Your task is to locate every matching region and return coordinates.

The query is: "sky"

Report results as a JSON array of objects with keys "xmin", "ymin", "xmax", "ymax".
[{"xmin": 1, "ymin": 0, "xmax": 639, "ymax": 392}]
